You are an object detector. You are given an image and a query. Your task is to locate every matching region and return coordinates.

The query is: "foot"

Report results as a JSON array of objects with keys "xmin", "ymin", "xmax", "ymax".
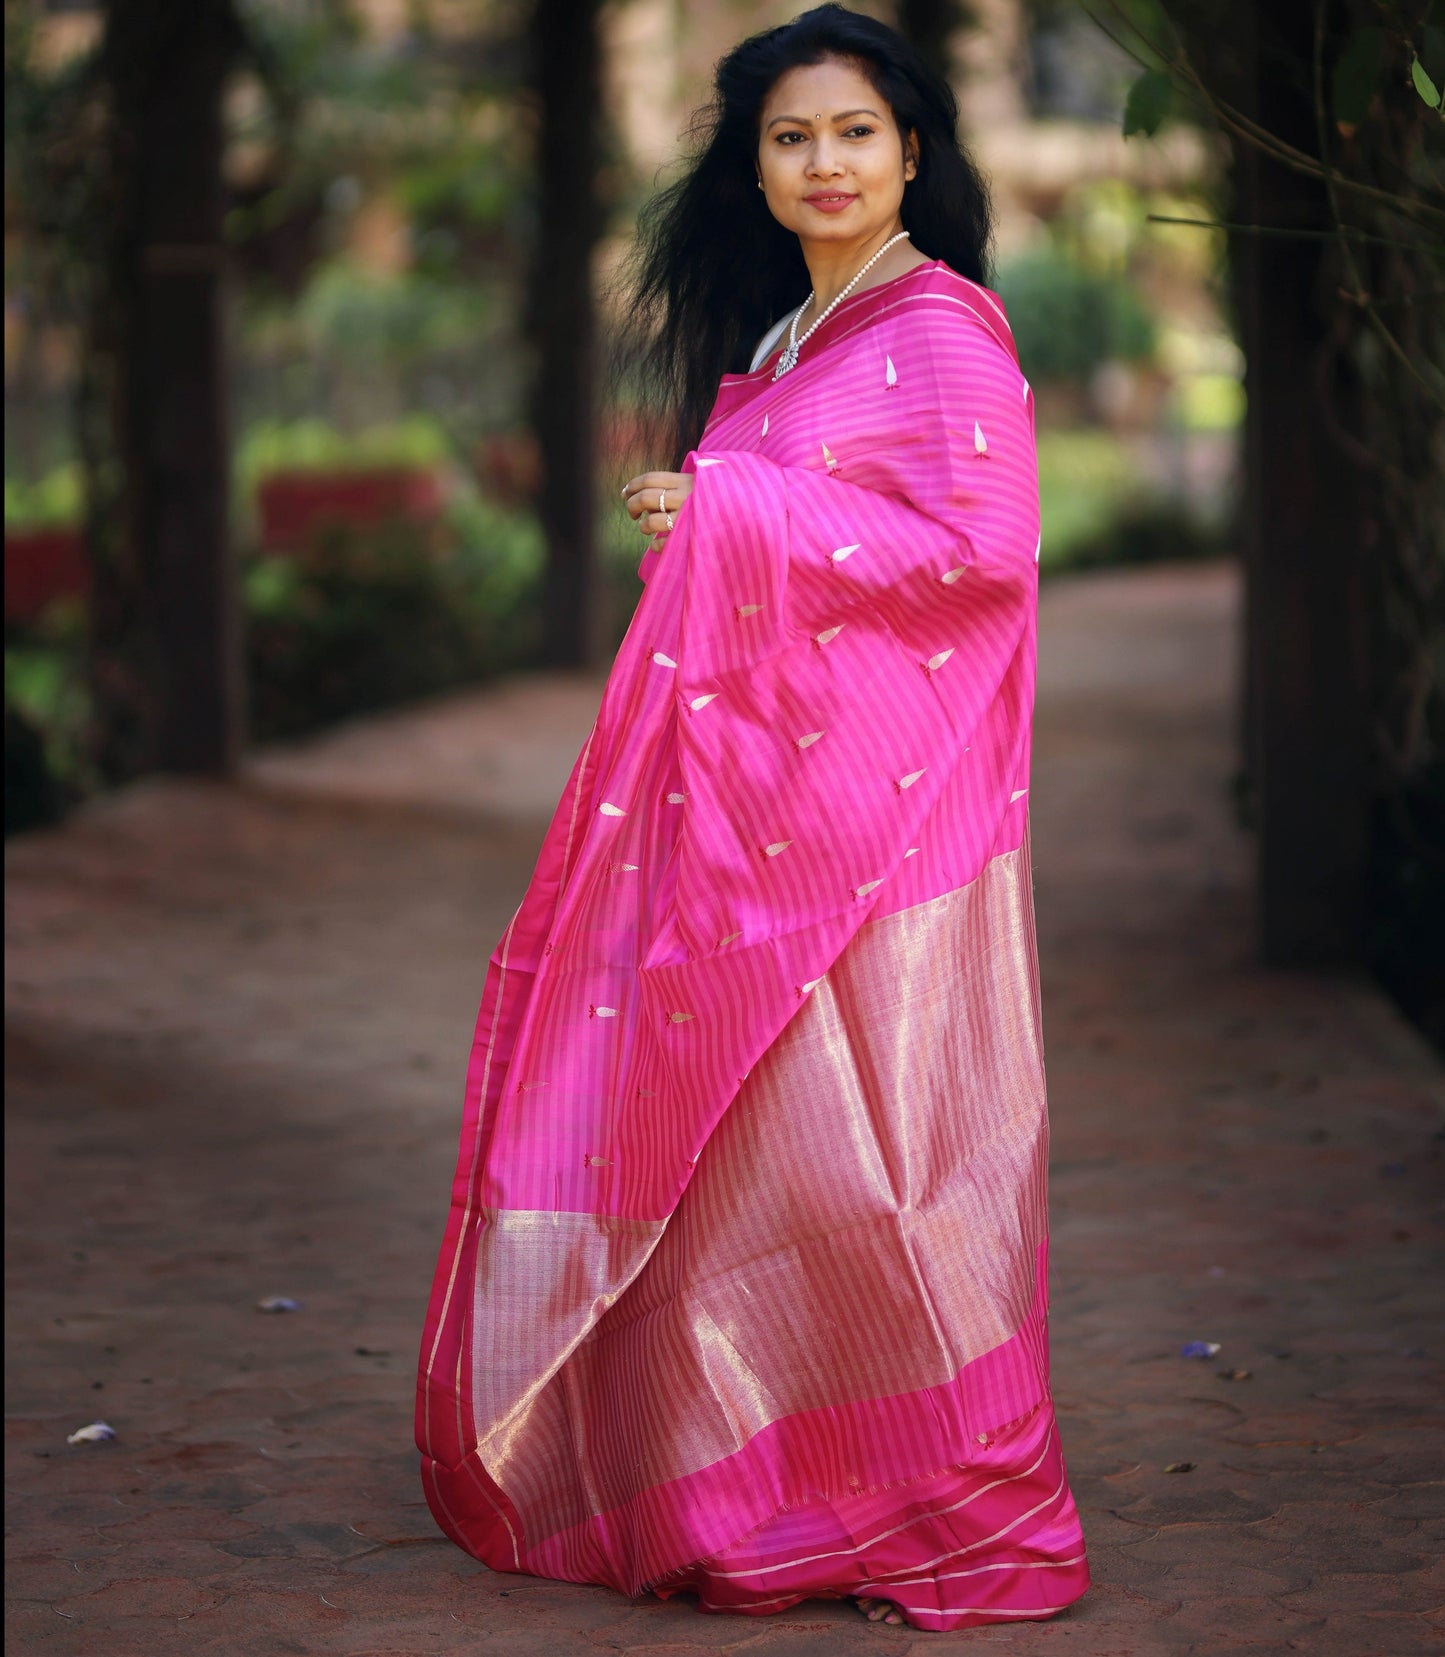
[{"xmin": 856, "ymin": 1595, "xmax": 906, "ymax": 1626}]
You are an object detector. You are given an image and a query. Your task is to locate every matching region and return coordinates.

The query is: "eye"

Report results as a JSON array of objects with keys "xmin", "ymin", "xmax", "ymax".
[
  {"xmin": 844, "ymin": 124, "xmax": 875, "ymax": 138},
  {"xmin": 774, "ymin": 130, "xmax": 807, "ymax": 145}
]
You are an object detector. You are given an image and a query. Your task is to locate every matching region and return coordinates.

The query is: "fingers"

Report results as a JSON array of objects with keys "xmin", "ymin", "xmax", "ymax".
[{"xmin": 620, "ymin": 472, "xmax": 692, "ymax": 523}]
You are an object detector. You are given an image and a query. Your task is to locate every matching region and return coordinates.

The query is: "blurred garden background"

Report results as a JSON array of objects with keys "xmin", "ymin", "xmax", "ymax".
[{"xmin": 4, "ymin": 0, "xmax": 1443, "ymax": 1037}]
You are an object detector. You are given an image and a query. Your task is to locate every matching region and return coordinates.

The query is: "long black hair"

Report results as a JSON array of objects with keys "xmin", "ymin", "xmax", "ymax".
[{"xmin": 622, "ymin": 3, "xmax": 993, "ymax": 462}]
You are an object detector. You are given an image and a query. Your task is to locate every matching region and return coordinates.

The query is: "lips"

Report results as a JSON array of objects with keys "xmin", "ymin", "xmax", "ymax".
[{"xmin": 803, "ymin": 192, "xmax": 858, "ymax": 214}]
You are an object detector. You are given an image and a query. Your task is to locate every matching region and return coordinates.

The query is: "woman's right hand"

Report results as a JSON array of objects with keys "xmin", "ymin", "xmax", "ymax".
[{"xmin": 622, "ymin": 471, "xmax": 695, "ymax": 538}]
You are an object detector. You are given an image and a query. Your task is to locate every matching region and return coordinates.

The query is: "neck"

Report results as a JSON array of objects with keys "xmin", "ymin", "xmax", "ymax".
[{"xmin": 800, "ymin": 219, "xmax": 910, "ymax": 312}]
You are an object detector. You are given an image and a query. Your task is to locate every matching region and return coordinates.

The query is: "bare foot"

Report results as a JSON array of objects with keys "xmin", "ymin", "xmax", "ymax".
[{"xmin": 856, "ymin": 1595, "xmax": 906, "ymax": 1627}]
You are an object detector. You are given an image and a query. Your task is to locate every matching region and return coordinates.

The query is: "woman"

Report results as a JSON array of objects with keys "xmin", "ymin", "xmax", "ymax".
[{"xmin": 417, "ymin": 3, "xmax": 1090, "ymax": 1633}]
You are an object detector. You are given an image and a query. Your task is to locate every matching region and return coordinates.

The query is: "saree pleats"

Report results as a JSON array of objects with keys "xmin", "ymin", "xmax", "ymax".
[{"xmin": 417, "ymin": 262, "xmax": 1090, "ymax": 1629}]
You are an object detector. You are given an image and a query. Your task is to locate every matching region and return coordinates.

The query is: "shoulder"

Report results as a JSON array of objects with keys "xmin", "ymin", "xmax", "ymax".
[{"xmin": 897, "ymin": 261, "xmax": 1019, "ymax": 364}]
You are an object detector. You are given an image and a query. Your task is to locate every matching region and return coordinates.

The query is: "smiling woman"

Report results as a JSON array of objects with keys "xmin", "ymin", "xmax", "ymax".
[{"xmin": 418, "ymin": 4, "xmax": 1092, "ymax": 1636}]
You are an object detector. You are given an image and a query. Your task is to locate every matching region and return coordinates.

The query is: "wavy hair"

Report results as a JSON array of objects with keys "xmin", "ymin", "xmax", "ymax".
[{"xmin": 621, "ymin": 3, "xmax": 993, "ymax": 462}]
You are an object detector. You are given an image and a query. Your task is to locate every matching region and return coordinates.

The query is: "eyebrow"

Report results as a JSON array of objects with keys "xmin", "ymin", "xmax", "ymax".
[{"xmin": 765, "ymin": 107, "xmax": 882, "ymax": 129}]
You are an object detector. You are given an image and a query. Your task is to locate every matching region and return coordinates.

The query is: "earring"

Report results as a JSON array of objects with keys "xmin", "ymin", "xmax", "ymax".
[{"xmin": 757, "ymin": 180, "xmax": 764, "ymax": 190}]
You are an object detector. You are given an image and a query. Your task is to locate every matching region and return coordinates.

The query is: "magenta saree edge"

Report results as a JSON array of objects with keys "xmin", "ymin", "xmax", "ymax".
[{"xmin": 418, "ymin": 1234, "xmax": 1055, "ymax": 1596}]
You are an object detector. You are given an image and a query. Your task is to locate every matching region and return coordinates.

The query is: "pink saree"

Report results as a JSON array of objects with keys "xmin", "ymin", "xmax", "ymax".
[{"xmin": 416, "ymin": 259, "xmax": 1090, "ymax": 1631}]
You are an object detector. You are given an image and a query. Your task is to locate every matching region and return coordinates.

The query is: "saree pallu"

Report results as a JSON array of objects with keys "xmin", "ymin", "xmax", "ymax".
[{"xmin": 416, "ymin": 260, "xmax": 1090, "ymax": 1631}]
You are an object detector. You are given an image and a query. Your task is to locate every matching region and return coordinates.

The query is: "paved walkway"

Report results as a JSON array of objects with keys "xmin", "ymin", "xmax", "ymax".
[{"xmin": 6, "ymin": 563, "xmax": 1442, "ymax": 1656}]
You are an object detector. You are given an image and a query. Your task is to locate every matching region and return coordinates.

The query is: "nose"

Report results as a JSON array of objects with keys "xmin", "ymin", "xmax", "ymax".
[{"xmin": 806, "ymin": 133, "xmax": 846, "ymax": 178}]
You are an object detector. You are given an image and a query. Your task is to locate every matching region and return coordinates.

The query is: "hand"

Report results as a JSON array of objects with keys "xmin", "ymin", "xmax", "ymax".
[{"xmin": 622, "ymin": 471, "xmax": 694, "ymax": 538}]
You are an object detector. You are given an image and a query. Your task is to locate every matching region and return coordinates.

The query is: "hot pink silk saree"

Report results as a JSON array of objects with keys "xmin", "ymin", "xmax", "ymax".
[{"xmin": 417, "ymin": 260, "xmax": 1090, "ymax": 1631}]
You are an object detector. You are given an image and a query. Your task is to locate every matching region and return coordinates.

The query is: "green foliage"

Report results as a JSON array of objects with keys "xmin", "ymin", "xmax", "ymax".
[
  {"xmin": 4, "ymin": 640, "xmax": 95, "ymax": 832},
  {"xmin": 1036, "ymin": 429, "xmax": 1136, "ymax": 565},
  {"xmin": 994, "ymin": 248, "xmax": 1156, "ymax": 385},
  {"xmin": 1035, "ymin": 430, "xmax": 1223, "ymax": 571},
  {"xmin": 244, "ymin": 489, "xmax": 542, "ymax": 742},
  {"xmin": 294, "ymin": 262, "xmax": 491, "ymax": 362},
  {"xmin": 234, "ymin": 413, "xmax": 455, "ymax": 503},
  {"xmin": 1123, "ymin": 68, "xmax": 1174, "ymax": 138},
  {"xmin": 4, "ymin": 464, "xmax": 84, "ymax": 531},
  {"xmin": 1411, "ymin": 55, "xmax": 1442, "ymax": 110}
]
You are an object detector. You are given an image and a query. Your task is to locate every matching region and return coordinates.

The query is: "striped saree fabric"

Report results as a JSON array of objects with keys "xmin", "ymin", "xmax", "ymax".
[{"xmin": 416, "ymin": 260, "xmax": 1090, "ymax": 1630}]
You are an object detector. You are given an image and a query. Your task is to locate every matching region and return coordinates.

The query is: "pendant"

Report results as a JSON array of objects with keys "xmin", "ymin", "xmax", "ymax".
[{"xmin": 773, "ymin": 342, "xmax": 800, "ymax": 380}]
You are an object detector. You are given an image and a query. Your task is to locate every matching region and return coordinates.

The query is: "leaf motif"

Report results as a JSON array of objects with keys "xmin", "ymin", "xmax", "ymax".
[
  {"xmin": 735, "ymin": 604, "xmax": 762, "ymax": 617},
  {"xmin": 941, "ymin": 567, "xmax": 967, "ymax": 585},
  {"xmin": 795, "ymin": 731, "xmax": 824, "ymax": 749},
  {"xmin": 695, "ymin": 456, "xmax": 723, "ymax": 468},
  {"xmin": 1011, "ymin": 788, "xmax": 1029, "ymax": 802},
  {"xmin": 925, "ymin": 648, "xmax": 954, "ymax": 672},
  {"xmin": 821, "ymin": 441, "xmax": 838, "ymax": 470},
  {"xmin": 763, "ymin": 840, "xmax": 793, "ymax": 857},
  {"xmin": 669, "ymin": 1010, "xmax": 695, "ymax": 1023},
  {"xmin": 652, "ymin": 651, "xmax": 678, "ymax": 668},
  {"xmin": 854, "ymin": 879, "xmax": 883, "ymax": 897},
  {"xmin": 762, "ymin": 413, "xmax": 770, "ymax": 437},
  {"xmin": 885, "ymin": 354, "xmax": 898, "ymax": 387},
  {"xmin": 718, "ymin": 932, "xmax": 742, "ymax": 947},
  {"xmin": 1123, "ymin": 67, "xmax": 1173, "ymax": 138},
  {"xmin": 904, "ymin": 846, "xmax": 920, "ymax": 858},
  {"xmin": 798, "ymin": 977, "xmax": 822, "ymax": 995},
  {"xmin": 814, "ymin": 625, "xmax": 843, "ymax": 645},
  {"xmin": 973, "ymin": 421, "xmax": 988, "ymax": 455},
  {"xmin": 688, "ymin": 694, "xmax": 718, "ymax": 711},
  {"xmin": 665, "ymin": 791, "xmax": 686, "ymax": 803},
  {"xmin": 830, "ymin": 544, "xmax": 860, "ymax": 562},
  {"xmin": 896, "ymin": 768, "xmax": 926, "ymax": 790},
  {"xmin": 591, "ymin": 1005, "xmax": 618, "ymax": 1018},
  {"xmin": 598, "ymin": 801, "xmax": 627, "ymax": 816}
]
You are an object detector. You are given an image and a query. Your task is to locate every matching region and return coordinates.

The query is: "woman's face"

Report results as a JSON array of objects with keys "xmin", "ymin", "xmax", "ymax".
[{"xmin": 756, "ymin": 57, "xmax": 917, "ymax": 248}]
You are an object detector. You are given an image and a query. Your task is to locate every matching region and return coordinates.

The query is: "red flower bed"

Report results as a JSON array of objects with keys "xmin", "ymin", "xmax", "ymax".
[
  {"xmin": 257, "ymin": 467, "xmax": 444, "ymax": 552},
  {"xmin": 5, "ymin": 528, "xmax": 89, "ymax": 622}
]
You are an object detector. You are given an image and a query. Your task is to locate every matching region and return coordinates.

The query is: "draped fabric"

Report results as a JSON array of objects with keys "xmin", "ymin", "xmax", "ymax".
[{"xmin": 416, "ymin": 260, "xmax": 1091, "ymax": 1630}]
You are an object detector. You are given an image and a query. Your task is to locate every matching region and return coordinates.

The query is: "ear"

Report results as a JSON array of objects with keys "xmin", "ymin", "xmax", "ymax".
[{"xmin": 903, "ymin": 128, "xmax": 920, "ymax": 182}]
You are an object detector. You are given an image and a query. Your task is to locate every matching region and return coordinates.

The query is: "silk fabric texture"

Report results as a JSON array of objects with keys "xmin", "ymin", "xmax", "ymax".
[{"xmin": 416, "ymin": 261, "xmax": 1091, "ymax": 1631}]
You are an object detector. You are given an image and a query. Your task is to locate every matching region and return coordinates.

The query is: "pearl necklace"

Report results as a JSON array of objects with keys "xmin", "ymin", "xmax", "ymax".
[{"xmin": 773, "ymin": 230, "xmax": 911, "ymax": 380}]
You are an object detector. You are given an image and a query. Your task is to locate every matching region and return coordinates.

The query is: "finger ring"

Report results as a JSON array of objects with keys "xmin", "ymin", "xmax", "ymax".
[{"xmin": 659, "ymin": 488, "xmax": 668, "ymax": 517}]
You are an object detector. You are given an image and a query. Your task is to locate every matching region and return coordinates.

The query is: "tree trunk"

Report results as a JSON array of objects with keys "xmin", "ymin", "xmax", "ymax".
[
  {"xmin": 529, "ymin": 0, "xmax": 605, "ymax": 668},
  {"xmin": 1232, "ymin": 0, "xmax": 1372, "ymax": 965},
  {"xmin": 90, "ymin": 0, "xmax": 245, "ymax": 780}
]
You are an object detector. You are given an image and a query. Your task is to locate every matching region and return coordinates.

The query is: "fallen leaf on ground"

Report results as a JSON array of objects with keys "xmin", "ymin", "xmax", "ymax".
[{"xmin": 66, "ymin": 1422, "xmax": 116, "ymax": 1445}]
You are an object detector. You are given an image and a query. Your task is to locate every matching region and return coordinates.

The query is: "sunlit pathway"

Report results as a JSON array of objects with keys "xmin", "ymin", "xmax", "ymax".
[{"xmin": 6, "ymin": 562, "xmax": 1442, "ymax": 1656}]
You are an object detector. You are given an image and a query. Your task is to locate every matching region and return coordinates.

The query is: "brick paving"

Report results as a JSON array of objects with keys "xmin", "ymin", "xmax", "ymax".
[{"xmin": 6, "ymin": 562, "xmax": 1443, "ymax": 1656}]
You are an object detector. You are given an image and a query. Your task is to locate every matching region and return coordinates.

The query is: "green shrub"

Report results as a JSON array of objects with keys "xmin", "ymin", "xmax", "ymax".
[
  {"xmin": 234, "ymin": 413, "xmax": 456, "ymax": 507},
  {"xmin": 245, "ymin": 488, "xmax": 542, "ymax": 741},
  {"xmin": 4, "ymin": 463, "xmax": 84, "ymax": 531},
  {"xmin": 1035, "ymin": 429, "xmax": 1224, "ymax": 572},
  {"xmin": 4, "ymin": 640, "xmax": 93, "ymax": 834},
  {"xmin": 995, "ymin": 248, "xmax": 1156, "ymax": 386},
  {"xmin": 1058, "ymin": 499, "xmax": 1226, "ymax": 570}
]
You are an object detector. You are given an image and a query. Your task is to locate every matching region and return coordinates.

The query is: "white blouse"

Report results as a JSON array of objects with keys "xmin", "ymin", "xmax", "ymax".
[{"xmin": 748, "ymin": 311, "xmax": 798, "ymax": 373}]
